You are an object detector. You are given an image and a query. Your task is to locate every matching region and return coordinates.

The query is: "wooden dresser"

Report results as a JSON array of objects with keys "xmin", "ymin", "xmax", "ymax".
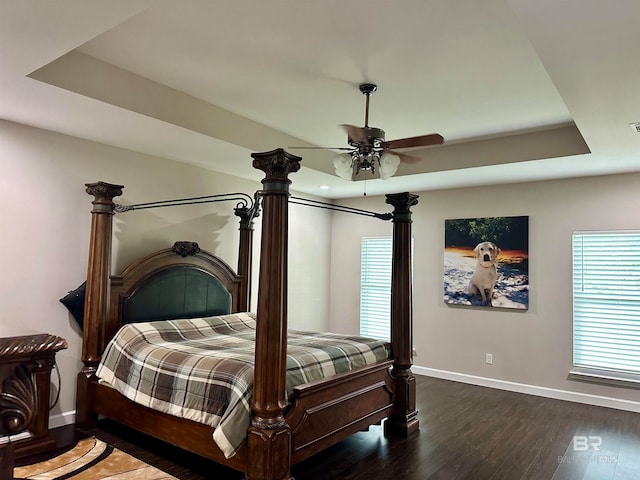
[{"xmin": 0, "ymin": 334, "xmax": 68, "ymax": 475}]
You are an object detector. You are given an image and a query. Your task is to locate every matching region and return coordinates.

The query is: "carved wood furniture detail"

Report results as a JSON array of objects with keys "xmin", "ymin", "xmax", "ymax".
[{"xmin": 0, "ymin": 334, "xmax": 68, "ymax": 476}]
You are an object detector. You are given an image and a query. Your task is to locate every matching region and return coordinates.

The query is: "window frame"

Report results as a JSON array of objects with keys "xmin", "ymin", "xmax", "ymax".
[{"xmin": 570, "ymin": 230, "xmax": 640, "ymax": 388}]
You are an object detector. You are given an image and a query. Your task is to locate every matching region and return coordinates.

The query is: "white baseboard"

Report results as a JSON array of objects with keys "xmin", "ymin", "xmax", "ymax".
[
  {"xmin": 49, "ymin": 410, "xmax": 75, "ymax": 429},
  {"xmin": 413, "ymin": 365, "xmax": 640, "ymax": 414}
]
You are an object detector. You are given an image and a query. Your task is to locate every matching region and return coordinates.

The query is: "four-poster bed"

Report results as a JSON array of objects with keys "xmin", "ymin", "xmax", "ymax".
[{"xmin": 75, "ymin": 149, "xmax": 419, "ymax": 480}]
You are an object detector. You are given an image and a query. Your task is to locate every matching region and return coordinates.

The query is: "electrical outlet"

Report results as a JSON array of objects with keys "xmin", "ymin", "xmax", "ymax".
[
  {"xmin": 412, "ymin": 348, "xmax": 417, "ymax": 357},
  {"xmin": 485, "ymin": 353, "xmax": 493, "ymax": 365}
]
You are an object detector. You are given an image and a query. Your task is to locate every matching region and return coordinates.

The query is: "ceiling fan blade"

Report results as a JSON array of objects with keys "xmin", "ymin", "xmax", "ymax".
[
  {"xmin": 340, "ymin": 124, "xmax": 368, "ymax": 144},
  {"xmin": 288, "ymin": 146, "xmax": 353, "ymax": 151},
  {"xmin": 382, "ymin": 133, "xmax": 444, "ymax": 150},
  {"xmin": 388, "ymin": 150, "xmax": 422, "ymax": 164}
]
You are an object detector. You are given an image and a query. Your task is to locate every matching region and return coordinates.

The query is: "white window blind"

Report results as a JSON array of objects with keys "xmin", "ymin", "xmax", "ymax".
[
  {"xmin": 360, "ymin": 237, "xmax": 393, "ymax": 341},
  {"xmin": 572, "ymin": 231, "xmax": 640, "ymax": 380},
  {"xmin": 360, "ymin": 236, "xmax": 413, "ymax": 342}
]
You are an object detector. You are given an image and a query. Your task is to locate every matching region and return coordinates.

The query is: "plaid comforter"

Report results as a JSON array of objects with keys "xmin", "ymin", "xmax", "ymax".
[{"xmin": 96, "ymin": 312, "xmax": 390, "ymax": 458}]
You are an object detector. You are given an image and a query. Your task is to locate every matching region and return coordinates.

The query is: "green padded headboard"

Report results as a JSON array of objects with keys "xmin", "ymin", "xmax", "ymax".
[
  {"xmin": 122, "ymin": 266, "xmax": 232, "ymax": 323},
  {"xmin": 106, "ymin": 242, "xmax": 243, "ymax": 340}
]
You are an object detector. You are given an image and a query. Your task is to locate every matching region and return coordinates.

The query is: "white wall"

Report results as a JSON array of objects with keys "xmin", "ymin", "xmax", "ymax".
[
  {"xmin": 0, "ymin": 119, "xmax": 331, "ymax": 424},
  {"xmin": 330, "ymin": 172, "xmax": 640, "ymax": 407}
]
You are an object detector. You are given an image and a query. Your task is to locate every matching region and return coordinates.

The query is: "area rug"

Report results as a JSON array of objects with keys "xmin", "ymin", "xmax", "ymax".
[{"xmin": 14, "ymin": 437, "xmax": 177, "ymax": 479}]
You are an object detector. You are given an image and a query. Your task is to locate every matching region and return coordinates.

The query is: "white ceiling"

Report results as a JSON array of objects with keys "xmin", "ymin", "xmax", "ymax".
[{"xmin": 1, "ymin": 0, "xmax": 639, "ymax": 198}]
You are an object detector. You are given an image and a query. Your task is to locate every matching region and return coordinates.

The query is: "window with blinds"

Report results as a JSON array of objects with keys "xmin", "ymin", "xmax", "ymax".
[
  {"xmin": 572, "ymin": 231, "xmax": 640, "ymax": 384},
  {"xmin": 360, "ymin": 237, "xmax": 393, "ymax": 341},
  {"xmin": 360, "ymin": 236, "xmax": 413, "ymax": 342}
]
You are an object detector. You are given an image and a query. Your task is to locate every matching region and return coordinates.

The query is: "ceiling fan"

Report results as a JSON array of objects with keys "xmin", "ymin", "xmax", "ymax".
[{"xmin": 291, "ymin": 83, "xmax": 444, "ymax": 180}]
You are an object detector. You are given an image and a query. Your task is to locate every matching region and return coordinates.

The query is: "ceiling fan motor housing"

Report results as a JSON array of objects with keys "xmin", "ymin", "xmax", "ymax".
[
  {"xmin": 359, "ymin": 83, "xmax": 378, "ymax": 95},
  {"xmin": 347, "ymin": 126, "xmax": 385, "ymax": 147}
]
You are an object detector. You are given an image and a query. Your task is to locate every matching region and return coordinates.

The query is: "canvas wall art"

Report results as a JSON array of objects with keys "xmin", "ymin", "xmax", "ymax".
[{"xmin": 444, "ymin": 216, "xmax": 529, "ymax": 309}]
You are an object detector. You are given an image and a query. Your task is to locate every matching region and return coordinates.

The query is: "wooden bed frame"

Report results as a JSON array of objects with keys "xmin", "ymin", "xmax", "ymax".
[{"xmin": 75, "ymin": 149, "xmax": 419, "ymax": 480}]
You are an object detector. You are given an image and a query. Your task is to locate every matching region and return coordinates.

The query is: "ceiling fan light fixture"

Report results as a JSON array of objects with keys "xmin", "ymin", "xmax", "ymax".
[
  {"xmin": 379, "ymin": 152, "xmax": 401, "ymax": 180},
  {"xmin": 333, "ymin": 153, "xmax": 353, "ymax": 180}
]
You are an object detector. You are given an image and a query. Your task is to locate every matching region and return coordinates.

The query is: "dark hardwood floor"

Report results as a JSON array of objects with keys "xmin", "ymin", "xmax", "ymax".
[{"xmin": 27, "ymin": 376, "xmax": 640, "ymax": 479}]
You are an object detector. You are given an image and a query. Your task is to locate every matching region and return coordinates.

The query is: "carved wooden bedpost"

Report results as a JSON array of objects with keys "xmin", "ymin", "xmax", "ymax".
[
  {"xmin": 246, "ymin": 149, "xmax": 300, "ymax": 480},
  {"xmin": 384, "ymin": 192, "xmax": 419, "ymax": 436},
  {"xmin": 234, "ymin": 205, "xmax": 257, "ymax": 312},
  {"xmin": 76, "ymin": 181, "xmax": 123, "ymax": 429}
]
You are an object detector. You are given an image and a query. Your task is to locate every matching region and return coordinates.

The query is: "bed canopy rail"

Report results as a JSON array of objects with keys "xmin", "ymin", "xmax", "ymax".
[
  {"xmin": 113, "ymin": 191, "xmax": 260, "ymax": 215},
  {"xmin": 289, "ymin": 196, "xmax": 393, "ymax": 221}
]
